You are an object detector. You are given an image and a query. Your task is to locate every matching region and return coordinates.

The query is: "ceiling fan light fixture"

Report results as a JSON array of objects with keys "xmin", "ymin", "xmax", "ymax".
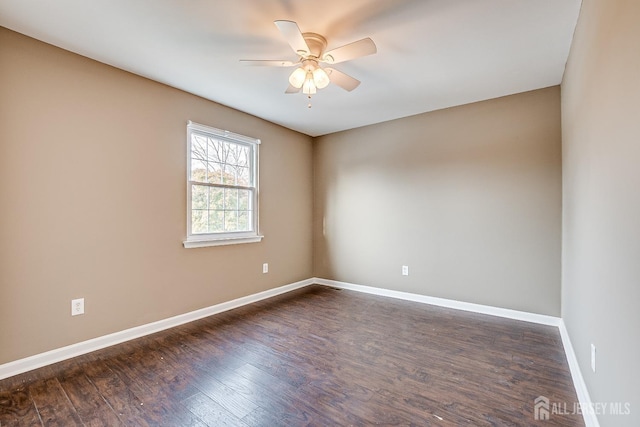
[
  {"xmin": 313, "ymin": 67, "xmax": 330, "ymax": 89},
  {"xmin": 302, "ymin": 73, "xmax": 317, "ymax": 95},
  {"xmin": 245, "ymin": 20, "xmax": 376, "ymax": 100},
  {"xmin": 288, "ymin": 67, "xmax": 306, "ymax": 89}
]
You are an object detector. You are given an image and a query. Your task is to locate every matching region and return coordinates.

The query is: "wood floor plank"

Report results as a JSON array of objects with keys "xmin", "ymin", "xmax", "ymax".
[
  {"xmin": 182, "ymin": 392, "xmax": 247, "ymax": 426},
  {"xmin": 189, "ymin": 369, "xmax": 259, "ymax": 419},
  {"xmin": 0, "ymin": 385, "xmax": 42, "ymax": 426},
  {"xmin": 80, "ymin": 361, "xmax": 151, "ymax": 427},
  {"xmin": 232, "ymin": 363, "xmax": 321, "ymax": 424},
  {"xmin": 0, "ymin": 285, "xmax": 584, "ymax": 426},
  {"xmin": 104, "ymin": 348, "xmax": 204, "ymax": 426},
  {"xmin": 56, "ymin": 365, "xmax": 123, "ymax": 426},
  {"xmin": 28, "ymin": 377, "xmax": 83, "ymax": 426}
]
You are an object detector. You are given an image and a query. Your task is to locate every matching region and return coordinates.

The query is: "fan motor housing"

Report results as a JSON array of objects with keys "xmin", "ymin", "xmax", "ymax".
[{"xmin": 302, "ymin": 32, "xmax": 327, "ymax": 59}]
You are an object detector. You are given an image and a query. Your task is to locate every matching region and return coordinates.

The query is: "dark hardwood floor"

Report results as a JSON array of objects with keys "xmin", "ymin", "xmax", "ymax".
[{"xmin": 0, "ymin": 285, "xmax": 583, "ymax": 426}]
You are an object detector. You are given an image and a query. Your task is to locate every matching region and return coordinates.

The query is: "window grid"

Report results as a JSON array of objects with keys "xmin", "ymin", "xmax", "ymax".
[
  {"xmin": 190, "ymin": 185, "xmax": 253, "ymax": 234},
  {"xmin": 186, "ymin": 122, "xmax": 259, "ymax": 243}
]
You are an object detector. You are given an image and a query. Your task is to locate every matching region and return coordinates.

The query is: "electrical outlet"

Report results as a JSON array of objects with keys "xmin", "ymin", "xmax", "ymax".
[
  {"xmin": 263, "ymin": 263, "xmax": 269, "ymax": 274},
  {"xmin": 402, "ymin": 265, "xmax": 409, "ymax": 276},
  {"xmin": 71, "ymin": 298, "xmax": 85, "ymax": 316},
  {"xmin": 591, "ymin": 343, "xmax": 596, "ymax": 373}
]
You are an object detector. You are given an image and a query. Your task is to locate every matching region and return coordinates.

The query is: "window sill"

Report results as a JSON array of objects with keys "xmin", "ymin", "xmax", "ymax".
[{"xmin": 183, "ymin": 235, "xmax": 263, "ymax": 249}]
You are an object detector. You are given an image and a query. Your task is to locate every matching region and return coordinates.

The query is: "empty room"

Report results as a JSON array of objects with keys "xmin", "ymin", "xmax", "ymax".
[{"xmin": 0, "ymin": 0, "xmax": 638, "ymax": 426}]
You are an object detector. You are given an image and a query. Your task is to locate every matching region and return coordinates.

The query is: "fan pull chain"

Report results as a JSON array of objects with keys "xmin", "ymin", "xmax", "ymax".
[{"xmin": 307, "ymin": 95, "xmax": 312, "ymax": 108}]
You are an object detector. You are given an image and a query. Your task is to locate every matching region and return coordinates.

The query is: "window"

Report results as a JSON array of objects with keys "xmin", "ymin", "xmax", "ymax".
[{"xmin": 183, "ymin": 121, "xmax": 262, "ymax": 248}]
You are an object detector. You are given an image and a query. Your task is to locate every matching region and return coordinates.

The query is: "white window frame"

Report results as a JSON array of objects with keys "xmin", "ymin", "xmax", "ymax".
[{"xmin": 183, "ymin": 121, "xmax": 262, "ymax": 248}]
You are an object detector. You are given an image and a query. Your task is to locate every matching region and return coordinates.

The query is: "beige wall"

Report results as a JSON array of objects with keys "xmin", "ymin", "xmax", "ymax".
[
  {"xmin": 561, "ymin": 0, "xmax": 640, "ymax": 424},
  {"xmin": 0, "ymin": 28, "xmax": 313, "ymax": 365},
  {"xmin": 313, "ymin": 87, "xmax": 562, "ymax": 316}
]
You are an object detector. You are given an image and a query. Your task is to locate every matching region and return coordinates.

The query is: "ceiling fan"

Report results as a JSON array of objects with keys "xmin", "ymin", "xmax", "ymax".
[{"xmin": 241, "ymin": 20, "xmax": 377, "ymax": 103}]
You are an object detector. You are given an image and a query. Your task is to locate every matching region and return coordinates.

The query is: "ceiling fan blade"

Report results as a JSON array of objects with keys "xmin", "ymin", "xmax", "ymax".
[
  {"xmin": 274, "ymin": 20, "xmax": 310, "ymax": 56},
  {"xmin": 240, "ymin": 60, "xmax": 296, "ymax": 67},
  {"xmin": 325, "ymin": 68, "xmax": 361, "ymax": 91},
  {"xmin": 285, "ymin": 84, "xmax": 301, "ymax": 94},
  {"xmin": 322, "ymin": 38, "xmax": 377, "ymax": 64}
]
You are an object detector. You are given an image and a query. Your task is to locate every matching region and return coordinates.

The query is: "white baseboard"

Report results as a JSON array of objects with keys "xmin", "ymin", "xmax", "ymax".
[
  {"xmin": 558, "ymin": 320, "xmax": 600, "ymax": 427},
  {"xmin": 314, "ymin": 277, "xmax": 561, "ymax": 326},
  {"xmin": 0, "ymin": 278, "xmax": 314, "ymax": 381}
]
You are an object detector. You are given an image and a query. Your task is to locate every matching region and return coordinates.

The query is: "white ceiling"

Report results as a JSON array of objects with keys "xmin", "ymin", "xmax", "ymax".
[{"xmin": 0, "ymin": 0, "xmax": 581, "ymax": 137}]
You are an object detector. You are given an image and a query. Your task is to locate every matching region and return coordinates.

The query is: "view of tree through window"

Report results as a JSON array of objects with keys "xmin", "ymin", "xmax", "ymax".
[{"xmin": 189, "ymin": 131, "xmax": 255, "ymax": 234}]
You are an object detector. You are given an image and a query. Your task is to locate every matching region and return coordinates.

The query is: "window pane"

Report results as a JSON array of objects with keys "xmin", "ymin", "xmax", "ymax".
[
  {"xmin": 191, "ymin": 159, "xmax": 207, "ymax": 182},
  {"xmin": 208, "ymin": 210, "xmax": 224, "ymax": 233},
  {"xmin": 208, "ymin": 162, "xmax": 222, "ymax": 184},
  {"xmin": 238, "ymin": 211, "xmax": 249, "ymax": 231},
  {"xmin": 192, "ymin": 184, "xmax": 208, "ymax": 209},
  {"xmin": 237, "ymin": 167, "xmax": 250, "ymax": 186},
  {"xmin": 222, "ymin": 164, "xmax": 236, "ymax": 185},
  {"xmin": 225, "ymin": 210, "xmax": 238, "ymax": 232},
  {"xmin": 238, "ymin": 190, "xmax": 249, "ymax": 210},
  {"xmin": 208, "ymin": 138, "xmax": 222, "ymax": 163},
  {"xmin": 226, "ymin": 142, "xmax": 237, "ymax": 163},
  {"xmin": 209, "ymin": 187, "xmax": 224, "ymax": 210},
  {"xmin": 240, "ymin": 146, "xmax": 250, "ymax": 167},
  {"xmin": 225, "ymin": 188, "xmax": 238, "ymax": 209},
  {"xmin": 191, "ymin": 210, "xmax": 207, "ymax": 234},
  {"xmin": 231, "ymin": 143, "xmax": 245, "ymax": 166},
  {"xmin": 191, "ymin": 135, "xmax": 208, "ymax": 161}
]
